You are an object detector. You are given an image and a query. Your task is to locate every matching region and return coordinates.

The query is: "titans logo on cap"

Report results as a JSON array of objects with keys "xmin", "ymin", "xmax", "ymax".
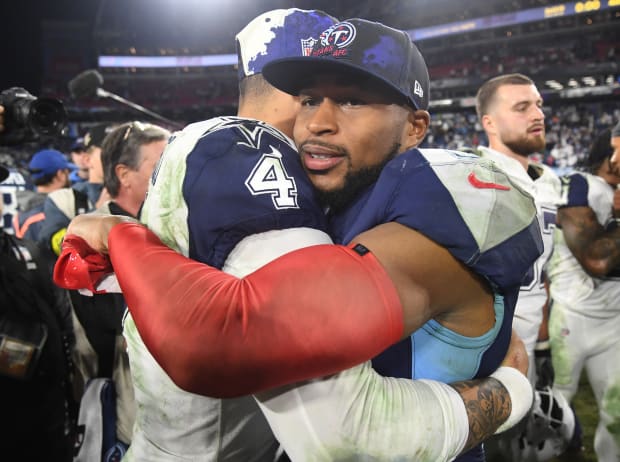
[
  {"xmin": 262, "ymin": 18, "xmax": 431, "ymax": 111},
  {"xmin": 319, "ymin": 22, "xmax": 356, "ymax": 48},
  {"xmin": 312, "ymin": 22, "xmax": 357, "ymax": 59}
]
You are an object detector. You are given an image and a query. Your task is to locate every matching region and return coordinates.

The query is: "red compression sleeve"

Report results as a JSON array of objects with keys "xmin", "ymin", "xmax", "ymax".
[{"xmin": 108, "ymin": 223, "xmax": 403, "ymax": 398}]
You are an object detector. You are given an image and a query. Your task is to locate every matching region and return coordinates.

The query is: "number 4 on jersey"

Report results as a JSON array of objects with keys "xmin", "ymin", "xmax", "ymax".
[{"xmin": 245, "ymin": 147, "xmax": 299, "ymax": 209}]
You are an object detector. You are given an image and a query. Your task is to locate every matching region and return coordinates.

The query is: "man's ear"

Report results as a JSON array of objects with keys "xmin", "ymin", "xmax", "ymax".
[
  {"xmin": 54, "ymin": 170, "xmax": 67, "ymax": 182},
  {"xmin": 481, "ymin": 114, "xmax": 495, "ymax": 134},
  {"xmin": 115, "ymin": 163, "xmax": 129, "ymax": 186},
  {"xmin": 404, "ymin": 109, "xmax": 430, "ymax": 149}
]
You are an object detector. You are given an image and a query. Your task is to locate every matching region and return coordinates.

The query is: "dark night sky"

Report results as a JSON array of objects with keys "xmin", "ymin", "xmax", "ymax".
[
  {"xmin": 0, "ymin": 0, "xmax": 388, "ymax": 95},
  {"xmin": 1, "ymin": 0, "xmax": 100, "ymax": 94}
]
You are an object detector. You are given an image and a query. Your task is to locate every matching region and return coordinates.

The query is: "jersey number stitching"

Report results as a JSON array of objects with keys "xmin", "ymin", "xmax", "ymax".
[
  {"xmin": 245, "ymin": 147, "xmax": 299, "ymax": 209},
  {"xmin": 521, "ymin": 205, "xmax": 556, "ymax": 290}
]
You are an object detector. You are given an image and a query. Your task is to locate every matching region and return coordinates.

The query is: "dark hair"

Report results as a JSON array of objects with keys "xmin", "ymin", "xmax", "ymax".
[
  {"xmin": 578, "ymin": 128, "xmax": 613, "ymax": 174},
  {"xmin": 101, "ymin": 122, "xmax": 170, "ymax": 197},
  {"xmin": 32, "ymin": 171, "xmax": 62, "ymax": 187},
  {"xmin": 476, "ymin": 73, "xmax": 535, "ymax": 120}
]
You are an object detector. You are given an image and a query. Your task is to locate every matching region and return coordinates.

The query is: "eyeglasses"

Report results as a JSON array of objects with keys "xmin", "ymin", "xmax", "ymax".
[
  {"xmin": 106, "ymin": 121, "xmax": 147, "ymax": 168},
  {"xmin": 122, "ymin": 121, "xmax": 147, "ymax": 141}
]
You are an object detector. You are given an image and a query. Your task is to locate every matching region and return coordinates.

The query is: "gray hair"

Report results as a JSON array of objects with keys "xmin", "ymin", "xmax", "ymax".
[{"xmin": 101, "ymin": 121, "xmax": 170, "ymax": 197}]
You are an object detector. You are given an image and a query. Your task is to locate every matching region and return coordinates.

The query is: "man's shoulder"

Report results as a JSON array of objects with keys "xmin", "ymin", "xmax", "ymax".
[
  {"xmin": 156, "ymin": 116, "xmax": 298, "ymax": 183},
  {"xmin": 175, "ymin": 116, "xmax": 295, "ymax": 154},
  {"xmin": 379, "ymin": 147, "xmax": 538, "ymax": 254},
  {"xmin": 16, "ymin": 189, "xmax": 45, "ymax": 211},
  {"xmin": 560, "ymin": 170, "xmax": 613, "ymax": 211},
  {"xmin": 417, "ymin": 147, "xmax": 481, "ymax": 165},
  {"xmin": 399, "ymin": 148, "xmax": 532, "ymax": 201},
  {"xmin": 531, "ymin": 162, "xmax": 562, "ymax": 200},
  {"xmin": 46, "ymin": 186, "xmax": 87, "ymax": 207}
]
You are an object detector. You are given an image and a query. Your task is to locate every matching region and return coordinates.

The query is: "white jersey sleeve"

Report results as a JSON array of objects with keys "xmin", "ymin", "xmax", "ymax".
[
  {"xmin": 222, "ymin": 230, "xmax": 470, "ymax": 461},
  {"xmin": 255, "ymin": 364, "xmax": 469, "ymax": 461}
]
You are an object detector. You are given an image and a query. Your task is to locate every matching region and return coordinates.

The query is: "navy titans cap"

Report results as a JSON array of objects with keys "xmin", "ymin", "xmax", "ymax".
[
  {"xmin": 235, "ymin": 8, "xmax": 337, "ymax": 80},
  {"xmin": 262, "ymin": 18, "xmax": 430, "ymax": 111}
]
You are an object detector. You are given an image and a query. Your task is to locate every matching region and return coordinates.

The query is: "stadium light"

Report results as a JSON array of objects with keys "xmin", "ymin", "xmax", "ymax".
[
  {"xmin": 545, "ymin": 80, "xmax": 564, "ymax": 90},
  {"xmin": 582, "ymin": 76, "xmax": 596, "ymax": 86}
]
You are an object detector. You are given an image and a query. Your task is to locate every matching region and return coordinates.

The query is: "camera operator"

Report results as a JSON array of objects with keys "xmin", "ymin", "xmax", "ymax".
[
  {"xmin": 1, "ymin": 162, "xmax": 76, "ymax": 461},
  {"xmin": 0, "ymin": 90, "xmax": 77, "ymax": 460}
]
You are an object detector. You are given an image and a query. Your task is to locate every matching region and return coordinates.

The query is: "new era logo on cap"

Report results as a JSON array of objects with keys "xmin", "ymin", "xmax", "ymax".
[
  {"xmin": 414, "ymin": 80, "xmax": 424, "ymax": 98},
  {"xmin": 262, "ymin": 18, "xmax": 430, "ymax": 111}
]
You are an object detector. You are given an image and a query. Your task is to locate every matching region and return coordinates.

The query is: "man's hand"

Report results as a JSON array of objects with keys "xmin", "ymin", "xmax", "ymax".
[
  {"xmin": 66, "ymin": 213, "xmax": 138, "ymax": 254},
  {"xmin": 500, "ymin": 329, "xmax": 529, "ymax": 377},
  {"xmin": 0, "ymin": 105, "xmax": 4, "ymax": 132}
]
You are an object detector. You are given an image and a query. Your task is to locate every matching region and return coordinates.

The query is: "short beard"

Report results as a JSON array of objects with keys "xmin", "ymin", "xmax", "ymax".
[
  {"xmin": 316, "ymin": 143, "xmax": 400, "ymax": 214},
  {"xmin": 504, "ymin": 135, "xmax": 546, "ymax": 157}
]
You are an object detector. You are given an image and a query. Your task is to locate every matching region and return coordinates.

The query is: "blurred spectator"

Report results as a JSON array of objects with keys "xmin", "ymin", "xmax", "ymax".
[
  {"xmin": 39, "ymin": 124, "xmax": 110, "ymax": 256},
  {"xmin": 550, "ymin": 138, "xmax": 578, "ymax": 174},
  {"xmin": 70, "ymin": 121, "xmax": 169, "ymax": 458},
  {"xmin": 98, "ymin": 121, "xmax": 169, "ymax": 217},
  {"xmin": 1, "ymin": 166, "xmax": 30, "ymax": 234},
  {"xmin": 73, "ymin": 124, "xmax": 109, "ymax": 206},
  {"xmin": 12, "ymin": 149, "xmax": 74, "ymax": 240},
  {"xmin": 68, "ymin": 137, "xmax": 89, "ymax": 185}
]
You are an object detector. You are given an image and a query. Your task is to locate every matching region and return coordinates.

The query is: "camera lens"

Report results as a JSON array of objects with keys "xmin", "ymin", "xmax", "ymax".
[{"xmin": 28, "ymin": 98, "xmax": 67, "ymax": 136}]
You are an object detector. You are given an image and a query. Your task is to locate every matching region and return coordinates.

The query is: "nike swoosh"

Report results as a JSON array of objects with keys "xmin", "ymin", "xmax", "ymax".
[{"xmin": 467, "ymin": 172, "xmax": 510, "ymax": 190}]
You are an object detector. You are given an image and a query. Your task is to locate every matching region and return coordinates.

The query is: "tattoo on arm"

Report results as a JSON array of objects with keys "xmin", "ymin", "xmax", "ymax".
[
  {"xmin": 560, "ymin": 207, "xmax": 620, "ymax": 276},
  {"xmin": 450, "ymin": 377, "xmax": 511, "ymax": 452}
]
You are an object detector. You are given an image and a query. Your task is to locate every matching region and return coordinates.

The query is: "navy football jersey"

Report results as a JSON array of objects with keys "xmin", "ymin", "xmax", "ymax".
[
  {"xmin": 330, "ymin": 147, "xmax": 542, "ymax": 462},
  {"xmin": 128, "ymin": 117, "xmax": 328, "ymax": 461},
  {"xmin": 142, "ymin": 116, "xmax": 327, "ymax": 267}
]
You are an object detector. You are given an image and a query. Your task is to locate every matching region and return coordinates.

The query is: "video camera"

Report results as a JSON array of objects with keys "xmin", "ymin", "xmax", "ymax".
[{"xmin": 0, "ymin": 87, "xmax": 67, "ymax": 146}]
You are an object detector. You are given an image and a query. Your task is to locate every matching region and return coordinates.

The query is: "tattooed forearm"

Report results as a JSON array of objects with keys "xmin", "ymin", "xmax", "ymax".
[
  {"xmin": 559, "ymin": 207, "xmax": 620, "ymax": 276},
  {"xmin": 450, "ymin": 377, "xmax": 511, "ymax": 452}
]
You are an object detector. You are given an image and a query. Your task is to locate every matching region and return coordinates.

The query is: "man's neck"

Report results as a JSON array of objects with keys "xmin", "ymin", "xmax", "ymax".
[
  {"xmin": 110, "ymin": 192, "xmax": 140, "ymax": 218},
  {"xmin": 36, "ymin": 183, "xmax": 59, "ymax": 194},
  {"xmin": 237, "ymin": 106, "xmax": 293, "ymax": 138}
]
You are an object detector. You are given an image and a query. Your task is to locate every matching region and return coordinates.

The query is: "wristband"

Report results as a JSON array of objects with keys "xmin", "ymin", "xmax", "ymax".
[
  {"xmin": 491, "ymin": 366, "xmax": 534, "ymax": 434},
  {"xmin": 534, "ymin": 340, "xmax": 550, "ymax": 351}
]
